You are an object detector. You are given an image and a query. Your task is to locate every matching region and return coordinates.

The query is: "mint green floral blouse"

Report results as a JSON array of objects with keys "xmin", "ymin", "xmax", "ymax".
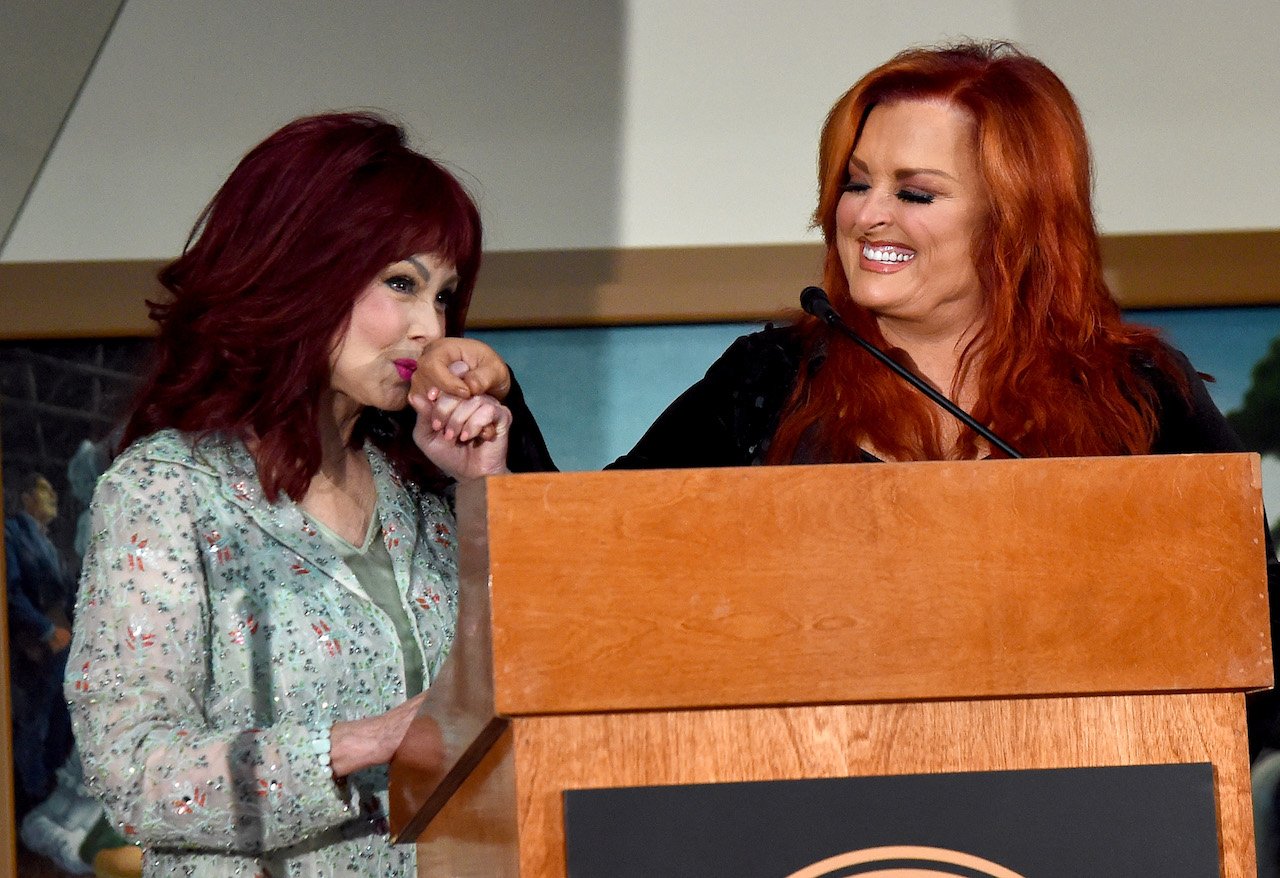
[{"xmin": 66, "ymin": 430, "xmax": 458, "ymax": 877}]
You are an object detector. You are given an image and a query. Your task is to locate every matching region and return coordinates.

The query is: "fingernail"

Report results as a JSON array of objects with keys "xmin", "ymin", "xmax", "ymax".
[
  {"xmin": 427, "ymin": 388, "xmax": 439, "ymax": 401},
  {"xmin": 459, "ymin": 431, "xmax": 470, "ymax": 442}
]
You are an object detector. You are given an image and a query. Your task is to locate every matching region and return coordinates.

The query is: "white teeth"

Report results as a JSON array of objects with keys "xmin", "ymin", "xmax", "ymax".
[{"xmin": 862, "ymin": 244, "xmax": 915, "ymax": 263}]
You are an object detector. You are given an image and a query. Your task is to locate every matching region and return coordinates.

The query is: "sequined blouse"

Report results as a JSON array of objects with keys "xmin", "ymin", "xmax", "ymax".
[{"xmin": 66, "ymin": 429, "xmax": 459, "ymax": 877}]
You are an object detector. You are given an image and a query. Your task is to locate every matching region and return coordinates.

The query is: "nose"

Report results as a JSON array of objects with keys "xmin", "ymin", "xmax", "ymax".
[
  {"xmin": 847, "ymin": 187, "xmax": 893, "ymax": 234},
  {"xmin": 407, "ymin": 300, "xmax": 446, "ymax": 344}
]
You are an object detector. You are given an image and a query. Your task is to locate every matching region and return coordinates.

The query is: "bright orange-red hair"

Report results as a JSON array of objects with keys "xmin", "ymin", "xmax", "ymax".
[{"xmin": 769, "ymin": 41, "xmax": 1181, "ymax": 463}]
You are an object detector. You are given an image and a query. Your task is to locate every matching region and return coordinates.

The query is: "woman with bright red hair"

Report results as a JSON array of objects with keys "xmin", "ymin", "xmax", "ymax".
[
  {"xmin": 417, "ymin": 40, "xmax": 1278, "ymax": 734},
  {"xmin": 65, "ymin": 112, "xmax": 545, "ymax": 876},
  {"xmin": 421, "ymin": 40, "xmax": 1254, "ymax": 471}
]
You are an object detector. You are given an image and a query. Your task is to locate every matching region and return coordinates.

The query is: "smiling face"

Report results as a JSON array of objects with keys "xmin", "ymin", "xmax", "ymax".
[
  {"xmin": 835, "ymin": 99, "xmax": 990, "ymax": 340},
  {"xmin": 328, "ymin": 252, "xmax": 458, "ymax": 418}
]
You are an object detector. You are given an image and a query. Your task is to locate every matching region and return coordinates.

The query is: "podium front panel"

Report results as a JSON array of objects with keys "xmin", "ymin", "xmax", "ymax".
[
  {"xmin": 509, "ymin": 693, "xmax": 1254, "ymax": 876},
  {"xmin": 467, "ymin": 455, "xmax": 1270, "ymax": 715}
]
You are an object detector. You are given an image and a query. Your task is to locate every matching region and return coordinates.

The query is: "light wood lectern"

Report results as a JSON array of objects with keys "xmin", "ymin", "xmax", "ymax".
[{"xmin": 389, "ymin": 454, "xmax": 1272, "ymax": 876}]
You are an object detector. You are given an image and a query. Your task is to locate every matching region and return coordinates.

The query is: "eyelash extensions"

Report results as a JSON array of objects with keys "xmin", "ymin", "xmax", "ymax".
[{"xmin": 839, "ymin": 180, "xmax": 936, "ymax": 205}]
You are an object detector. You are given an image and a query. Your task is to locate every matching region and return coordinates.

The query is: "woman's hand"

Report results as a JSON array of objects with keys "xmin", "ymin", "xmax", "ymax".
[
  {"xmin": 329, "ymin": 691, "xmax": 429, "ymax": 778},
  {"xmin": 409, "ymin": 380, "xmax": 512, "ymax": 482},
  {"xmin": 412, "ymin": 337, "xmax": 511, "ymax": 401}
]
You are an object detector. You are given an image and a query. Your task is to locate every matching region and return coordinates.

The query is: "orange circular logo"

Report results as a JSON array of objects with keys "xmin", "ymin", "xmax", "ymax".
[{"xmin": 785, "ymin": 845, "xmax": 1028, "ymax": 878}]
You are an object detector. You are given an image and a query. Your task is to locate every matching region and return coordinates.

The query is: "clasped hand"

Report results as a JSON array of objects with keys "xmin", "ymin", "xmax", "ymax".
[{"xmin": 408, "ymin": 353, "xmax": 511, "ymax": 482}]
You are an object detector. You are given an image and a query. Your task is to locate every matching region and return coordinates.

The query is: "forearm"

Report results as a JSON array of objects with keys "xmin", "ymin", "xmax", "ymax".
[
  {"xmin": 505, "ymin": 371, "xmax": 558, "ymax": 473},
  {"xmin": 71, "ymin": 696, "xmax": 352, "ymax": 854}
]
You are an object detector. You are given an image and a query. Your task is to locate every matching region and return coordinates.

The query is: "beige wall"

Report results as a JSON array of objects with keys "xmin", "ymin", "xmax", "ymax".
[
  {"xmin": 5, "ymin": 0, "xmax": 1277, "ymax": 263},
  {"xmin": 1013, "ymin": 1, "xmax": 1280, "ymax": 235}
]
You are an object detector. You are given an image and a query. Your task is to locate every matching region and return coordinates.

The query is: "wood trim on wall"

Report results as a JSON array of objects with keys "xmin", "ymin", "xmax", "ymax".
[{"xmin": 0, "ymin": 230, "xmax": 1276, "ymax": 339}]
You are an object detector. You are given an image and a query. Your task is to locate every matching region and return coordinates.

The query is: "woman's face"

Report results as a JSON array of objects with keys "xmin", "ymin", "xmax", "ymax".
[
  {"xmin": 329, "ymin": 251, "xmax": 458, "ymax": 415},
  {"xmin": 835, "ymin": 98, "xmax": 989, "ymax": 339}
]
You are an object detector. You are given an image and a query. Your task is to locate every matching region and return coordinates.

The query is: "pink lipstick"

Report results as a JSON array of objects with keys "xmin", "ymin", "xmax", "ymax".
[{"xmin": 394, "ymin": 359, "xmax": 418, "ymax": 382}]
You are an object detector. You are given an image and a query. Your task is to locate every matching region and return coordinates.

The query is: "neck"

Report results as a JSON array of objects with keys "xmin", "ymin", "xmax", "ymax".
[
  {"xmin": 317, "ymin": 390, "xmax": 364, "ymax": 472},
  {"xmin": 304, "ymin": 392, "xmax": 374, "ymax": 511},
  {"xmin": 301, "ymin": 392, "xmax": 377, "ymax": 543},
  {"xmin": 875, "ymin": 316, "xmax": 981, "ymax": 402}
]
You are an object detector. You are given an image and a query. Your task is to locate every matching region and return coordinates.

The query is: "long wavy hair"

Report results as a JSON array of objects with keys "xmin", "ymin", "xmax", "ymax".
[
  {"xmin": 121, "ymin": 111, "xmax": 483, "ymax": 500},
  {"xmin": 768, "ymin": 41, "xmax": 1181, "ymax": 463}
]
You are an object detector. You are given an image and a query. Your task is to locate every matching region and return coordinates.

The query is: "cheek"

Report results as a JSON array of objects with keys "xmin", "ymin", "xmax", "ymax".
[
  {"xmin": 834, "ymin": 193, "xmax": 858, "ymax": 233},
  {"xmin": 912, "ymin": 211, "xmax": 966, "ymax": 259},
  {"xmin": 352, "ymin": 295, "xmax": 408, "ymax": 347}
]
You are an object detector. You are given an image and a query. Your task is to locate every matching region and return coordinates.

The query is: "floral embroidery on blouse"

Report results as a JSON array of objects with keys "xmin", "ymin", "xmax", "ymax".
[{"xmin": 66, "ymin": 429, "xmax": 459, "ymax": 877}]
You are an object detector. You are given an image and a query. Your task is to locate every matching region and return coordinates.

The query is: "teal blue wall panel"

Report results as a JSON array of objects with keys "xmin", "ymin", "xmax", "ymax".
[{"xmin": 477, "ymin": 307, "xmax": 1279, "ymax": 472}]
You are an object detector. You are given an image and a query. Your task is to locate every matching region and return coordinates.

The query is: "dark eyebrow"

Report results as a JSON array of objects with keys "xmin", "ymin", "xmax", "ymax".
[
  {"xmin": 404, "ymin": 256, "xmax": 459, "ymax": 288},
  {"xmin": 406, "ymin": 256, "xmax": 431, "ymax": 284},
  {"xmin": 848, "ymin": 153, "xmax": 957, "ymax": 183}
]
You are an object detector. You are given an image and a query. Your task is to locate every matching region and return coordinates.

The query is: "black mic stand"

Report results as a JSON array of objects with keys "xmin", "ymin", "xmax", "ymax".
[{"xmin": 800, "ymin": 286, "xmax": 1023, "ymax": 460}]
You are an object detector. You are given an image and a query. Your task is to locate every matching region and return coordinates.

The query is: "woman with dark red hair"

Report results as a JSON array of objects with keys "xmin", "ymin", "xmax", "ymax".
[
  {"xmin": 65, "ymin": 112, "xmax": 543, "ymax": 876},
  {"xmin": 417, "ymin": 40, "xmax": 1278, "ymax": 733}
]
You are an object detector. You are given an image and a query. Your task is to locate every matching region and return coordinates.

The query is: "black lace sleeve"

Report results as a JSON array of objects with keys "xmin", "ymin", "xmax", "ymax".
[{"xmin": 505, "ymin": 369, "xmax": 558, "ymax": 473}]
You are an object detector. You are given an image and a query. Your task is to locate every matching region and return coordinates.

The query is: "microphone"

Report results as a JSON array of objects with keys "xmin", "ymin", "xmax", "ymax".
[{"xmin": 800, "ymin": 286, "xmax": 1023, "ymax": 459}]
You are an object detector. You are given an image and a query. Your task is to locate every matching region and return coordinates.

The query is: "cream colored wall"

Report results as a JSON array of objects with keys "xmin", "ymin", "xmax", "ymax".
[
  {"xmin": 3, "ymin": 0, "xmax": 1278, "ymax": 263},
  {"xmin": 614, "ymin": 0, "xmax": 1019, "ymax": 246},
  {"xmin": 1013, "ymin": 0, "xmax": 1280, "ymax": 235},
  {"xmin": 2, "ymin": 0, "xmax": 629, "ymax": 259}
]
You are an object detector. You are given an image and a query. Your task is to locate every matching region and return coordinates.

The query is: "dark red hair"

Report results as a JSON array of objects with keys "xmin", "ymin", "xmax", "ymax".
[
  {"xmin": 769, "ymin": 41, "xmax": 1182, "ymax": 463},
  {"xmin": 122, "ymin": 111, "xmax": 482, "ymax": 499}
]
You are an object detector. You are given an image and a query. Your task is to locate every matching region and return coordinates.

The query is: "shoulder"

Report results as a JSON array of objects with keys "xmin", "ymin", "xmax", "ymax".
[
  {"xmin": 719, "ymin": 323, "xmax": 804, "ymax": 364},
  {"xmin": 1131, "ymin": 339, "xmax": 1196, "ymax": 385},
  {"xmin": 3, "ymin": 514, "xmax": 28, "ymax": 539},
  {"xmin": 112, "ymin": 429, "xmax": 192, "ymax": 468},
  {"xmin": 702, "ymin": 323, "xmax": 805, "ymax": 392},
  {"xmin": 1131, "ymin": 340, "xmax": 1206, "ymax": 417},
  {"xmin": 1133, "ymin": 341, "xmax": 1244, "ymax": 454},
  {"xmin": 96, "ymin": 429, "xmax": 237, "ymax": 504}
]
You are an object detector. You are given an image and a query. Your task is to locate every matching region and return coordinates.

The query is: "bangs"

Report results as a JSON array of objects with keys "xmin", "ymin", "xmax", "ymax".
[
  {"xmin": 389, "ymin": 158, "xmax": 482, "ymax": 280},
  {"xmin": 382, "ymin": 159, "xmax": 482, "ymax": 335},
  {"xmin": 396, "ymin": 199, "xmax": 480, "ymax": 277}
]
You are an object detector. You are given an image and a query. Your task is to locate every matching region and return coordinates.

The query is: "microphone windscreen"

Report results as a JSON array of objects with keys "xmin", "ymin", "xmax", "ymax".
[{"xmin": 800, "ymin": 286, "xmax": 836, "ymax": 323}]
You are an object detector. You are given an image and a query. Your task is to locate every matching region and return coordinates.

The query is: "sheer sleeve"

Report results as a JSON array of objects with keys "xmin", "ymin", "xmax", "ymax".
[{"xmin": 66, "ymin": 453, "xmax": 356, "ymax": 854}]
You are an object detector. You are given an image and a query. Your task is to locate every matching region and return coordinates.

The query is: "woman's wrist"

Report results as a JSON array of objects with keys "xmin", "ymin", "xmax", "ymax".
[
  {"xmin": 328, "ymin": 719, "xmax": 383, "ymax": 778},
  {"xmin": 452, "ymin": 466, "xmax": 510, "ymax": 486}
]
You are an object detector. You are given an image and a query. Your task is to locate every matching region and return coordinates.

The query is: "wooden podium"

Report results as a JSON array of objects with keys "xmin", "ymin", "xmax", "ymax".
[{"xmin": 389, "ymin": 454, "xmax": 1272, "ymax": 876}]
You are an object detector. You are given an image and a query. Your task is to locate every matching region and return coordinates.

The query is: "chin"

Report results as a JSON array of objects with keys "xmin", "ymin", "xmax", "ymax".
[
  {"xmin": 357, "ymin": 387, "xmax": 409, "ymax": 414},
  {"xmin": 386, "ymin": 389, "xmax": 412, "ymax": 411},
  {"xmin": 847, "ymin": 287, "xmax": 903, "ymax": 314}
]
